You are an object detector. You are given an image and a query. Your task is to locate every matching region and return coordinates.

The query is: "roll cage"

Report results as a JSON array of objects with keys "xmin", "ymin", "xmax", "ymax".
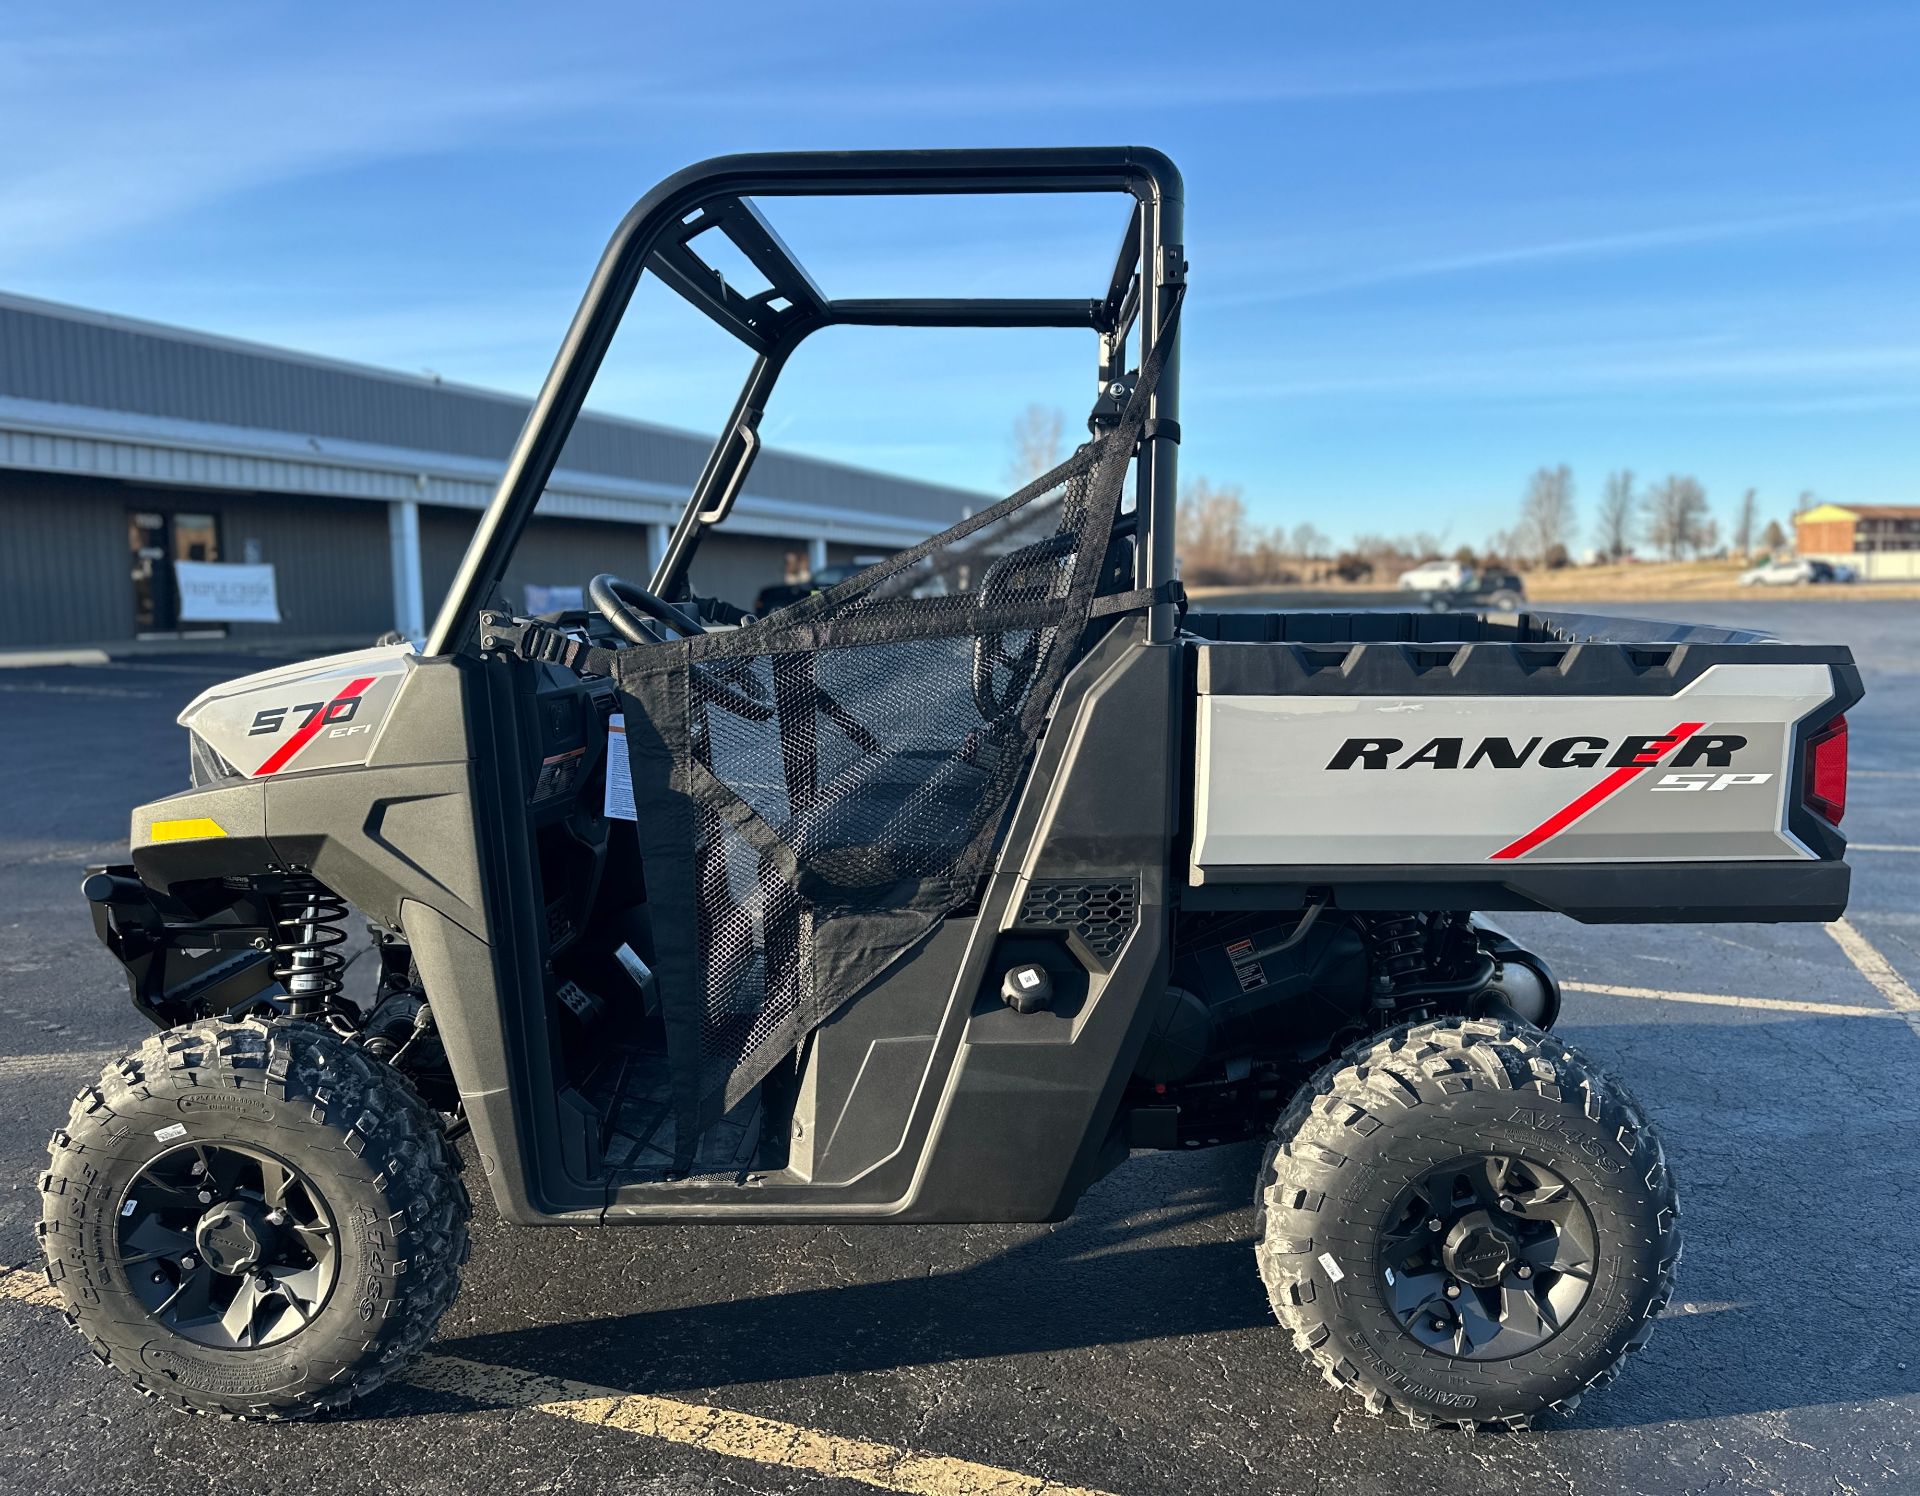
[{"xmin": 425, "ymin": 147, "xmax": 1185, "ymax": 655}]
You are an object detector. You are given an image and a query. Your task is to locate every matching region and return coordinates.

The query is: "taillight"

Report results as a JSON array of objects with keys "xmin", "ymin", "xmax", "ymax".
[{"xmin": 1806, "ymin": 715, "xmax": 1847, "ymax": 826}]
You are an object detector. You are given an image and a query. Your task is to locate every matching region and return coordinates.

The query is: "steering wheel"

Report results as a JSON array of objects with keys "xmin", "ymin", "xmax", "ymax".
[
  {"xmin": 589, "ymin": 573, "xmax": 706, "ymax": 644},
  {"xmin": 968, "ymin": 533, "xmax": 1074, "ymax": 721},
  {"xmin": 589, "ymin": 572, "xmax": 776, "ymax": 723}
]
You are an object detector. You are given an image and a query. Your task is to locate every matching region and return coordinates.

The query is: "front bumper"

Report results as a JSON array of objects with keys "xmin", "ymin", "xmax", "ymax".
[{"xmin": 83, "ymin": 865, "xmax": 278, "ymax": 1028}]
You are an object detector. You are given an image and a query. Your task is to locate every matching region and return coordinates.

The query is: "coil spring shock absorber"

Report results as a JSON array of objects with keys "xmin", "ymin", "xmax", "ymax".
[
  {"xmin": 270, "ymin": 874, "xmax": 349, "ymax": 1014},
  {"xmin": 1362, "ymin": 913, "xmax": 1429, "ymax": 997}
]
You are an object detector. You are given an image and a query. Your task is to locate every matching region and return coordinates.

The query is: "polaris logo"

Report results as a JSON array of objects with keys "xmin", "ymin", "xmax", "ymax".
[{"xmin": 1326, "ymin": 733, "xmax": 1748, "ymax": 771}]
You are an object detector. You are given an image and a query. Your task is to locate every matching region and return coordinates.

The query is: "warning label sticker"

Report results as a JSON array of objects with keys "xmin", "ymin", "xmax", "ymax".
[{"xmin": 1225, "ymin": 937, "xmax": 1267, "ymax": 993}]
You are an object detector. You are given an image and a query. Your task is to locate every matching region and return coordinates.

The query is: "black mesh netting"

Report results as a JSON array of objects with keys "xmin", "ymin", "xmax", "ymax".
[{"xmin": 611, "ymin": 318, "xmax": 1176, "ymax": 1158}]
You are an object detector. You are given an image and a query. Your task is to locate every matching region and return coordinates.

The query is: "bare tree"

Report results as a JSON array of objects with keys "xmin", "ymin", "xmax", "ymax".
[
  {"xmin": 1594, "ymin": 470, "xmax": 1636, "ymax": 561},
  {"xmin": 1760, "ymin": 518, "xmax": 1789, "ymax": 554},
  {"xmin": 1246, "ymin": 527, "xmax": 1291, "ymax": 584},
  {"xmin": 1732, "ymin": 488, "xmax": 1758, "ymax": 559},
  {"xmin": 1516, "ymin": 465, "xmax": 1576, "ymax": 565},
  {"xmin": 1004, "ymin": 404, "xmax": 1065, "ymax": 487},
  {"xmin": 1482, "ymin": 527, "xmax": 1521, "ymax": 568},
  {"xmin": 1642, "ymin": 475, "xmax": 1712, "ymax": 560},
  {"xmin": 1175, "ymin": 478, "xmax": 1250, "ymax": 584},
  {"xmin": 1287, "ymin": 523, "xmax": 1329, "ymax": 562}
]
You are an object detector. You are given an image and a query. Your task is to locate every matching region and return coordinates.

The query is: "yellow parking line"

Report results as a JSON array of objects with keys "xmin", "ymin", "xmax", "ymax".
[
  {"xmin": 1825, "ymin": 918, "xmax": 1920, "ymax": 1040},
  {"xmin": 0, "ymin": 1270, "xmax": 1114, "ymax": 1496},
  {"xmin": 414, "ymin": 1354, "xmax": 1113, "ymax": 1495},
  {"xmin": 0, "ymin": 1266, "xmax": 64, "ymax": 1311},
  {"xmin": 1561, "ymin": 982, "xmax": 1894, "ymax": 1018}
]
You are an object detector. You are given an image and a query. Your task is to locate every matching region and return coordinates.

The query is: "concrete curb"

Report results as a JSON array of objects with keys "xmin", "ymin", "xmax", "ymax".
[{"xmin": 0, "ymin": 635, "xmax": 368, "ymax": 669}]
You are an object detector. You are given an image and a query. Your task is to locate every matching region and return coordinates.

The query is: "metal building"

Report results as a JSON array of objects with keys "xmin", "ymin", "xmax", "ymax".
[{"xmin": 0, "ymin": 292, "xmax": 982, "ymax": 650}]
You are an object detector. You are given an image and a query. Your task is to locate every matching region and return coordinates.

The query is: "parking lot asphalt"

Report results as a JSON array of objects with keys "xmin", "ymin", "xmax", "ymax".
[{"xmin": 1, "ymin": 599, "xmax": 1915, "ymax": 1495}]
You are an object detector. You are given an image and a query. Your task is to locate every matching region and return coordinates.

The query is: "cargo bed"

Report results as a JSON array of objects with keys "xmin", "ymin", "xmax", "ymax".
[{"xmin": 1181, "ymin": 610, "xmax": 1861, "ymax": 922}]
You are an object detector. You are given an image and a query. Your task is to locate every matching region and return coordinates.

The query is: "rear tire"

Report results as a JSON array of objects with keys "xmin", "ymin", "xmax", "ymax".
[
  {"xmin": 1255, "ymin": 1018, "xmax": 1678, "ymax": 1428},
  {"xmin": 38, "ymin": 1018, "xmax": 470, "ymax": 1420}
]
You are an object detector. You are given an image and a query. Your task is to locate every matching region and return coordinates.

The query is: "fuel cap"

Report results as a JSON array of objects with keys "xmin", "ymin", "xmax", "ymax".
[{"xmin": 1001, "ymin": 963, "xmax": 1053, "ymax": 1013}]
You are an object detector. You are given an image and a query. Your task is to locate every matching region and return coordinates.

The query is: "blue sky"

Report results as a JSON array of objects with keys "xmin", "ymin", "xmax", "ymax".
[{"xmin": 3, "ymin": 2, "xmax": 1915, "ymax": 548}]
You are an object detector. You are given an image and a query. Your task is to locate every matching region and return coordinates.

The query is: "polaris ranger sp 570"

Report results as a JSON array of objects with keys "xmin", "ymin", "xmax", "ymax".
[{"xmin": 43, "ymin": 149, "xmax": 1860, "ymax": 1429}]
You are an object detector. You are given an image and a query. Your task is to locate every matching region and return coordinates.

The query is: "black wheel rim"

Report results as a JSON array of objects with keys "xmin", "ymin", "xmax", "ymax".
[
  {"xmin": 115, "ymin": 1142, "xmax": 338, "ymax": 1350},
  {"xmin": 1378, "ymin": 1154, "xmax": 1597, "ymax": 1362}
]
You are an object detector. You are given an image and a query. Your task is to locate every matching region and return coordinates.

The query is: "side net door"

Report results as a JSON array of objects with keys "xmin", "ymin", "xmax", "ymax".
[{"xmin": 611, "ymin": 321, "xmax": 1174, "ymax": 1160}]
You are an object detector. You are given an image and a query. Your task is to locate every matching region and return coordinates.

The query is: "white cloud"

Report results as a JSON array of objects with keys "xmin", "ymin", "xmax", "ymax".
[
  {"xmin": 636, "ymin": 9, "xmax": 1920, "ymax": 117},
  {"xmin": 1212, "ymin": 197, "xmax": 1920, "ymax": 306},
  {"xmin": 0, "ymin": 18, "xmax": 607, "ymax": 271},
  {"xmin": 1198, "ymin": 337, "xmax": 1920, "ymax": 403}
]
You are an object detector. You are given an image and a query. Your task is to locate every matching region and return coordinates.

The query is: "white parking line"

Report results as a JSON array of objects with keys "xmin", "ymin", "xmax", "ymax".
[
  {"xmin": 1825, "ymin": 918, "xmax": 1920, "ymax": 1039},
  {"xmin": 0, "ymin": 1270, "xmax": 1113, "ymax": 1496},
  {"xmin": 1848, "ymin": 843, "xmax": 1920, "ymax": 854},
  {"xmin": 1561, "ymin": 982, "xmax": 1896, "ymax": 1018}
]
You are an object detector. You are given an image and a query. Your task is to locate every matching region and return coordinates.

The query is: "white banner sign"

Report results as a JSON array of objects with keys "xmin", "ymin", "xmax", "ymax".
[{"xmin": 174, "ymin": 561, "xmax": 282, "ymax": 623}]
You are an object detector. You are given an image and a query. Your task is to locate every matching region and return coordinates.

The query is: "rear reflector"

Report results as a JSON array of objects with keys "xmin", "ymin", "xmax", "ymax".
[{"xmin": 1806, "ymin": 715, "xmax": 1847, "ymax": 826}]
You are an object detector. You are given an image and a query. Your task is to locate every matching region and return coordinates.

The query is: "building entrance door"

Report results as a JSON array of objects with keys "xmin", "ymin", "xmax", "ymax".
[{"xmin": 129, "ymin": 509, "xmax": 222, "ymax": 636}]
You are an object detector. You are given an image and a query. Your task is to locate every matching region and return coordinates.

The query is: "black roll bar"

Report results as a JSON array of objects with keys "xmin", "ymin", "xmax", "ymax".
[{"xmin": 427, "ymin": 147, "xmax": 1184, "ymax": 656}]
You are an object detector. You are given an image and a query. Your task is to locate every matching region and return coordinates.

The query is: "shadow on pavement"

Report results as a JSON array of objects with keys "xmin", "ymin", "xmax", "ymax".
[
  {"xmin": 433, "ymin": 1156, "xmax": 1273, "ymax": 1397},
  {"xmin": 413, "ymin": 1010, "xmax": 1919, "ymax": 1436}
]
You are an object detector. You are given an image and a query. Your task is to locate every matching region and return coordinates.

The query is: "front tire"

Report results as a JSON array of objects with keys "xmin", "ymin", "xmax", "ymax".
[
  {"xmin": 1255, "ymin": 1018, "xmax": 1678, "ymax": 1428},
  {"xmin": 38, "ymin": 1018, "xmax": 470, "ymax": 1420}
]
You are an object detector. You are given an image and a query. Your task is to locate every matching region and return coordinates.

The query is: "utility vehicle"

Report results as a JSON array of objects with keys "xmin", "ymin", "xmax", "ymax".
[{"xmin": 41, "ymin": 149, "xmax": 1860, "ymax": 1429}]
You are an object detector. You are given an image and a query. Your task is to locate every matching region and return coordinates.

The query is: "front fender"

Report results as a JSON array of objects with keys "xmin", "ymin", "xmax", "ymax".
[{"xmin": 131, "ymin": 780, "xmax": 273, "ymax": 893}]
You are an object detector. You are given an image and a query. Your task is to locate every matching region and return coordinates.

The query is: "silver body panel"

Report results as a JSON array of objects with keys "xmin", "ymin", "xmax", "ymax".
[{"xmin": 1192, "ymin": 661, "xmax": 1837, "ymax": 876}]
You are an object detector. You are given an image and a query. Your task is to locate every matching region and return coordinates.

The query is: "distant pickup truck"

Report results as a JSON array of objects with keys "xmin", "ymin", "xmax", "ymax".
[
  {"xmin": 754, "ymin": 558, "xmax": 884, "ymax": 616},
  {"xmin": 1419, "ymin": 567, "xmax": 1527, "ymax": 613}
]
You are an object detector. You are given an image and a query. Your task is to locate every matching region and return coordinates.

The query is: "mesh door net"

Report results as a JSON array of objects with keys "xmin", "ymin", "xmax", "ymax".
[{"xmin": 612, "ymin": 329, "xmax": 1175, "ymax": 1159}]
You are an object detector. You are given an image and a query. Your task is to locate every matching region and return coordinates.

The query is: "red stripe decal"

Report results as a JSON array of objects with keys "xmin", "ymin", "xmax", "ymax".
[
  {"xmin": 254, "ymin": 677, "xmax": 377, "ymax": 777},
  {"xmin": 1489, "ymin": 721, "xmax": 1705, "ymax": 861}
]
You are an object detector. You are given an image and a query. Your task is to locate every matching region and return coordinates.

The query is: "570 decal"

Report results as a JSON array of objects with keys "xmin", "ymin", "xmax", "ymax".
[
  {"xmin": 249, "ymin": 698, "xmax": 364, "ymax": 736},
  {"xmin": 249, "ymin": 676, "xmax": 377, "ymax": 776}
]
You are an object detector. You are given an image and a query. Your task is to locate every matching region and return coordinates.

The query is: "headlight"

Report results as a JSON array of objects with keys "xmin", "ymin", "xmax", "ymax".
[{"xmin": 187, "ymin": 732, "xmax": 238, "ymax": 787}]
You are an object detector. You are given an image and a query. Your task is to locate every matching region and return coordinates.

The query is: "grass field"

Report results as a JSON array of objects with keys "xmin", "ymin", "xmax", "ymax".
[
  {"xmin": 1521, "ymin": 559, "xmax": 1920, "ymax": 602},
  {"xmin": 1189, "ymin": 560, "xmax": 1920, "ymax": 608}
]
